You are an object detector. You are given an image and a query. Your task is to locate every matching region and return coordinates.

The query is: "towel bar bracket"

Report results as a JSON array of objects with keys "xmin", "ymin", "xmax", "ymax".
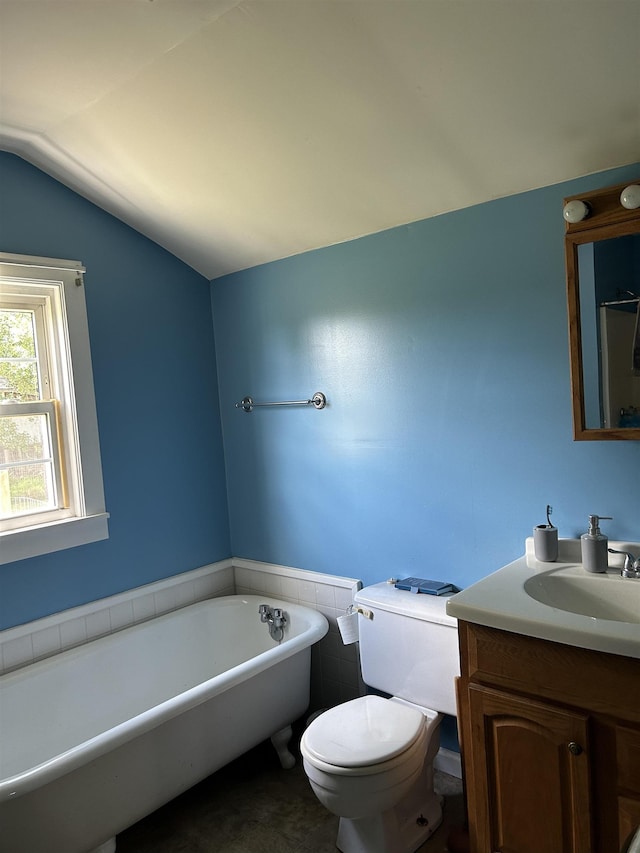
[{"xmin": 310, "ymin": 392, "xmax": 327, "ymax": 410}]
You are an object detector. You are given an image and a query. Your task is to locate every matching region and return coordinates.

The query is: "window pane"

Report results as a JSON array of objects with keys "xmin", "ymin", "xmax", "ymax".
[
  {"xmin": 0, "ymin": 414, "xmax": 56, "ymax": 518},
  {"xmin": 0, "ymin": 309, "xmax": 40, "ymax": 400},
  {"xmin": 0, "ymin": 413, "xmax": 51, "ymax": 461},
  {"xmin": 0, "ymin": 463, "xmax": 56, "ymax": 518}
]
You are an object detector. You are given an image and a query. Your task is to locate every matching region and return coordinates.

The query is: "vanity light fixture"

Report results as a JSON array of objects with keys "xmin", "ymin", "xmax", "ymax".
[
  {"xmin": 620, "ymin": 184, "xmax": 640, "ymax": 210},
  {"xmin": 562, "ymin": 198, "xmax": 590, "ymax": 223}
]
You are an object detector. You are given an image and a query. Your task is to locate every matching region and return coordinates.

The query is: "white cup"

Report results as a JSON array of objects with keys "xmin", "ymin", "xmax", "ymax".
[{"xmin": 534, "ymin": 525, "xmax": 558, "ymax": 562}]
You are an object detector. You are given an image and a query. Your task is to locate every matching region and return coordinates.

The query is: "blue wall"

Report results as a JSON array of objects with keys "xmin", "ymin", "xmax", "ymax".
[
  {"xmin": 2, "ymin": 152, "xmax": 639, "ymax": 631},
  {"xmin": 212, "ymin": 164, "xmax": 640, "ymax": 592},
  {"xmin": 0, "ymin": 153, "xmax": 231, "ymax": 629}
]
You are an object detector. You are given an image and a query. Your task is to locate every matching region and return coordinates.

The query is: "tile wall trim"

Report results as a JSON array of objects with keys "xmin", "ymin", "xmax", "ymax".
[
  {"xmin": 232, "ymin": 557, "xmax": 361, "ymax": 590},
  {"xmin": 0, "ymin": 558, "xmax": 362, "ymax": 676}
]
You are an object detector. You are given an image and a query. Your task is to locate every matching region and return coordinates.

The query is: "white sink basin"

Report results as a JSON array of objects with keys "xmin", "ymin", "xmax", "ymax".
[
  {"xmin": 524, "ymin": 565, "xmax": 640, "ymax": 623},
  {"xmin": 446, "ymin": 538, "xmax": 640, "ymax": 659}
]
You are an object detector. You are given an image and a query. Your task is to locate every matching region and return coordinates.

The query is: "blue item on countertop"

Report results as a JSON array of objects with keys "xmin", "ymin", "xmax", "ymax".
[{"xmin": 394, "ymin": 577, "xmax": 459, "ymax": 595}]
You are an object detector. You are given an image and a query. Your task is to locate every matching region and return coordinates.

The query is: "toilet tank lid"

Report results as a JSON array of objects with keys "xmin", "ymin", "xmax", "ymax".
[{"xmin": 355, "ymin": 582, "xmax": 457, "ymax": 627}]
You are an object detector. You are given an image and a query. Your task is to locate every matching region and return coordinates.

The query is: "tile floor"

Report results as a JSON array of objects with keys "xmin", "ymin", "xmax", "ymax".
[{"xmin": 117, "ymin": 728, "xmax": 466, "ymax": 853}]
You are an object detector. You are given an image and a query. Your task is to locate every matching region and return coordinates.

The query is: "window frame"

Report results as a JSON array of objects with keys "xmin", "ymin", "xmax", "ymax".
[{"xmin": 0, "ymin": 253, "xmax": 109, "ymax": 563}]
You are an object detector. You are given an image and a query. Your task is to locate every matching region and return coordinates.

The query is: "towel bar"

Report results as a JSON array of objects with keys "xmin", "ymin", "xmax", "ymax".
[{"xmin": 235, "ymin": 392, "xmax": 326, "ymax": 412}]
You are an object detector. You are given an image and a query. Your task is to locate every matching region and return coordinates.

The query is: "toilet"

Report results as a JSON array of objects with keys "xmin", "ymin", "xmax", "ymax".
[{"xmin": 300, "ymin": 581, "xmax": 459, "ymax": 853}]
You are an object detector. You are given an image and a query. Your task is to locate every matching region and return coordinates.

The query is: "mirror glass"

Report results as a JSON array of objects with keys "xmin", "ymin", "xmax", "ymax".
[
  {"xmin": 565, "ymin": 179, "xmax": 640, "ymax": 440},
  {"xmin": 578, "ymin": 234, "xmax": 640, "ymax": 430}
]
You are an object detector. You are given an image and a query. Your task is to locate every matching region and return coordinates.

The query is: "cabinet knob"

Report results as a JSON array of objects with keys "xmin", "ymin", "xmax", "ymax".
[{"xmin": 567, "ymin": 741, "xmax": 583, "ymax": 755}]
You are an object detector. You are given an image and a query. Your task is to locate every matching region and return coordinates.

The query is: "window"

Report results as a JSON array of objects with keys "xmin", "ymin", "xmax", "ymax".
[{"xmin": 0, "ymin": 253, "xmax": 108, "ymax": 563}]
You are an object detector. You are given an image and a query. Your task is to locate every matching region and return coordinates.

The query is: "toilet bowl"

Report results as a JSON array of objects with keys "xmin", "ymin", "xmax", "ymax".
[{"xmin": 300, "ymin": 695, "xmax": 444, "ymax": 853}]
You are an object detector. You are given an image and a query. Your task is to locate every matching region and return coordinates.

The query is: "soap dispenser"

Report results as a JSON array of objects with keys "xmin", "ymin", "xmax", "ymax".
[{"xmin": 581, "ymin": 514, "xmax": 612, "ymax": 573}]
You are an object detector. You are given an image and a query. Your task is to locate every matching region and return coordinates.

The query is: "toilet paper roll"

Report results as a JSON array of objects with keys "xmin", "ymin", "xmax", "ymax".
[{"xmin": 337, "ymin": 611, "xmax": 359, "ymax": 645}]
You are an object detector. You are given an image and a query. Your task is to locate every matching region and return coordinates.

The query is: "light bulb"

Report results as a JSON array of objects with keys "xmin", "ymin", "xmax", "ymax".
[
  {"xmin": 563, "ymin": 199, "xmax": 590, "ymax": 223},
  {"xmin": 620, "ymin": 184, "xmax": 640, "ymax": 210}
]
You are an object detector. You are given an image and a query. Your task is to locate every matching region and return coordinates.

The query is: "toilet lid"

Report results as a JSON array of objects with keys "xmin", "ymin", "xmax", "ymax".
[{"xmin": 302, "ymin": 695, "xmax": 425, "ymax": 768}]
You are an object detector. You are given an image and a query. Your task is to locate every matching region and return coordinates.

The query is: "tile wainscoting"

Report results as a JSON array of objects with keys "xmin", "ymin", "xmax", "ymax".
[
  {"xmin": 0, "ymin": 558, "xmax": 364, "ymax": 712},
  {"xmin": 233, "ymin": 557, "xmax": 364, "ymax": 710}
]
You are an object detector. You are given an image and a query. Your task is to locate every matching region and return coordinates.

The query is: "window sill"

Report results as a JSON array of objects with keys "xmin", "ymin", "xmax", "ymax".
[{"xmin": 0, "ymin": 513, "xmax": 110, "ymax": 565}]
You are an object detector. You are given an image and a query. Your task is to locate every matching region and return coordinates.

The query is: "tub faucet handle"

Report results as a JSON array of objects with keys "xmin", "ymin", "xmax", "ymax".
[
  {"xmin": 259, "ymin": 604, "xmax": 272, "ymax": 622},
  {"xmin": 272, "ymin": 608, "xmax": 286, "ymax": 628}
]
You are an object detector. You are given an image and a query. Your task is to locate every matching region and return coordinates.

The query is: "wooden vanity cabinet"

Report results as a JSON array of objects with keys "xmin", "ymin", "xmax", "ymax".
[{"xmin": 456, "ymin": 621, "xmax": 640, "ymax": 853}]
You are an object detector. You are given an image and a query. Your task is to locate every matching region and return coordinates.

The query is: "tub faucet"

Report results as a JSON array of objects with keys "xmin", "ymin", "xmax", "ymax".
[
  {"xmin": 259, "ymin": 603, "xmax": 271, "ymax": 623},
  {"xmin": 258, "ymin": 604, "xmax": 288, "ymax": 641},
  {"xmin": 608, "ymin": 548, "xmax": 640, "ymax": 578},
  {"xmin": 259, "ymin": 603, "xmax": 286, "ymax": 626}
]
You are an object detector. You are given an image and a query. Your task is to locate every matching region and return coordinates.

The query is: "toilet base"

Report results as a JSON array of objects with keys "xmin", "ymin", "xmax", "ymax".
[
  {"xmin": 335, "ymin": 758, "xmax": 444, "ymax": 853},
  {"xmin": 336, "ymin": 792, "xmax": 443, "ymax": 853}
]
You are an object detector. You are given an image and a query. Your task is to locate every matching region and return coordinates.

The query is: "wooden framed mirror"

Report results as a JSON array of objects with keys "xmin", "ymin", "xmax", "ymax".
[{"xmin": 564, "ymin": 180, "xmax": 640, "ymax": 440}]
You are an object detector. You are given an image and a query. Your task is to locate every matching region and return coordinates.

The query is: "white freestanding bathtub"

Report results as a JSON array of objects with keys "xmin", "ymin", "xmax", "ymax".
[{"xmin": 0, "ymin": 594, "xmax": 328, "ymax": 853}]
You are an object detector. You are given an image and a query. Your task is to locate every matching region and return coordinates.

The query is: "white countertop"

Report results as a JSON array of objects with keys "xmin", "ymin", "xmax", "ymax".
[{"xmin": 446, "ymin": 538, "xmax": 640, "ymax": 660}]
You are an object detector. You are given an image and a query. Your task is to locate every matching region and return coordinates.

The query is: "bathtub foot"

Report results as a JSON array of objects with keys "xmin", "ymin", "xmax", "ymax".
[
  {"xmin": 90, "ymin": 839, "xmax": 116, "ymax": 853},
  {"xmin": 271, "ymin": 725, "xmax": 296, "ymax": 769}
]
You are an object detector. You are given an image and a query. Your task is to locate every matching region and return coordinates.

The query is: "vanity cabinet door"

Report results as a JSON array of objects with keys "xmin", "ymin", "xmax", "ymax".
[
  {"xmin": 617, "ymin": 725, "xmax": 640, "ymax": 850},
  {"xmin": 466, "ymin": 684, "xmax": 593, "ymax": 853}
]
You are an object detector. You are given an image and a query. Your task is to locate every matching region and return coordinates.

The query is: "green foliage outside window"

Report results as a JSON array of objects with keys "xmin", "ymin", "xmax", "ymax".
[{"xmin": 0, "ymin": 309, "xmax": 39, "ymax": 400}]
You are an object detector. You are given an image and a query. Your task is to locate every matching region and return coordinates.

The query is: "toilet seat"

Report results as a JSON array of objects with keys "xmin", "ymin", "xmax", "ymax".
[{"xmin": 301, "ymin": 695, "xmax": 426, "ymax": 770}]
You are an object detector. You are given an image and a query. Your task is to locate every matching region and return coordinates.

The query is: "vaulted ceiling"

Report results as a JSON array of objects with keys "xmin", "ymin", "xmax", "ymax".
[{"xmin": 1, "ymin": 0, "xmax": 638, "ymax": 280}]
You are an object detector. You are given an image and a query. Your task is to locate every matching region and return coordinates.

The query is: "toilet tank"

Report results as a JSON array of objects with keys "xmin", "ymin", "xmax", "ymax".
[{"xmin": 354, "ymin": 582, "xmax": 460, "ymax": 716}]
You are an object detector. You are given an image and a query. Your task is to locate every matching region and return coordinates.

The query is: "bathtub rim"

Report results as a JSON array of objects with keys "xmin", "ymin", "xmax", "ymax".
[{"xmin": 0, "ymin": 594, "xmax": 328, "ymax": 802}]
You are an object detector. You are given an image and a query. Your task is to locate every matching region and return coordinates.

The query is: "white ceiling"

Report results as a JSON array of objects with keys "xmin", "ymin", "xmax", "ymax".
[{"xmin": 1, "ymin": 0, "xmax": 639, "ymax": 280}]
